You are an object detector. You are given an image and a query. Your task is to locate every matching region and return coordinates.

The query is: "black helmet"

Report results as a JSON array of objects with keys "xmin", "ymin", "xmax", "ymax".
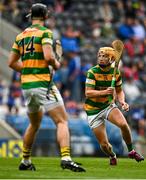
[{"xmin": 27, "ymin": 3, "xmax": 48, "ymax": 20}]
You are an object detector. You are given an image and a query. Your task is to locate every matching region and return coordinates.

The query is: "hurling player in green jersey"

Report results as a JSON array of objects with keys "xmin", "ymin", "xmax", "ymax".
[
  {"xmin": 8, "ymin": 3, "xmax": 85, "ymax": 172},
  {"xmin": 84, "ymin": 46, "xmax": 144, "ymax": 165}
]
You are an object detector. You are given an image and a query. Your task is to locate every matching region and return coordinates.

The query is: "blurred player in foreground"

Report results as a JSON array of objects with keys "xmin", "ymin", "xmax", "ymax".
[
  {"xmin": 8, "ymin": 3, "xmax": 85, "ymax": 172},
  {"xmin": 84, "ymin": 46, "xmax": 144, "ymax": 165}
]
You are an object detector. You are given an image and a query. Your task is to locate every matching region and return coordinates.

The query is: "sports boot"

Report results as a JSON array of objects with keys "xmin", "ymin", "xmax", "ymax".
[
  {"xmin": 61, "ymin": 160, "xmax": 86, "ymax": 172},
  {"xmin": 110, "ymin": 156, "xmax": 117, "ymax": 165},
  {"xmin": 19, "ymin": 163, "xmax": 36, "ymax": 171},
  {"xmin": 128, "ymin": 150, "xmax": 144, "ymax": 162}
]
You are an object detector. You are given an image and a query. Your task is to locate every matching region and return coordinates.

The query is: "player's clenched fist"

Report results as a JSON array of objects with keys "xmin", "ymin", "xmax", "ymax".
[{"xmin": 121, "ymin": 102, "xmax": 129, "ymax": 112}]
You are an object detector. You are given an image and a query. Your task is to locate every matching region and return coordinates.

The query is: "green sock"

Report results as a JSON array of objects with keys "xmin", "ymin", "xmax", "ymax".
[{"xmin": 127, "ymin": 144, "xmax": 133, "ymax": 152}]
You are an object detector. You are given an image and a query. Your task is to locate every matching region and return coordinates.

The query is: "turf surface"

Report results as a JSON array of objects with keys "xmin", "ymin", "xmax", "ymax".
[{"xmin": 0, "ymin": 157, "xmax": 145, "ymax": 179}]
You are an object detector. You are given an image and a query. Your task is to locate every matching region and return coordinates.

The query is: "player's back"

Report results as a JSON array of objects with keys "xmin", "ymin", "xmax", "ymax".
[{"xmin": 12, "ymin": 24, "xmax": 53, "ymax": 89}]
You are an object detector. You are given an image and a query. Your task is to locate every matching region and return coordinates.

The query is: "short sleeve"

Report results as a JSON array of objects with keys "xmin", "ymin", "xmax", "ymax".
[
  {"xmin": 85, "ymin": 70, "xmax": 96, "ymax": 88},
  {"xmin": 42, "ymin": 30, "xmax": 53, "ymax": 45},
  {"xmin": 11, "ymin": 40, "xmax": 20, "ymax": 54}
]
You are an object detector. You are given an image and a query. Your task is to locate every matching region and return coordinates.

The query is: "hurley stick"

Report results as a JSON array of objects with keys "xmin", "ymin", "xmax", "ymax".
[{"xmin": 109, "ymin": 39, "xmax": 124, "ymax": 101}]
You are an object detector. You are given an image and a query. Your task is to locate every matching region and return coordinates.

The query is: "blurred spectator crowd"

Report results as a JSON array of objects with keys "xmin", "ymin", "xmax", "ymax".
[{"xmin": 0, "ymin": 0, "xmax": 146, "ymax": 143}]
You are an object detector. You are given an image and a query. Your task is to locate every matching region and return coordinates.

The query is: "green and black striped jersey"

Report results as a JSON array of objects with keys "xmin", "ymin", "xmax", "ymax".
[
  {"xmin": 12, "ymin": 24, "xmax": 53, "ymax": 89},
  {"xmin": 84, "ymin": 65, "xmax": 122, "ymax": 116}
]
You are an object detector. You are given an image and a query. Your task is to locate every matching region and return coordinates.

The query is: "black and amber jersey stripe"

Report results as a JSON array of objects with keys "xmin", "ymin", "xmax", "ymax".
[
  {"xmin": 84, "ymin": 65, "xmax": 122, "ymax": 115},
  {"xmin": 12, "ymin": 24, "xmax": 53, "ymax": 89}
]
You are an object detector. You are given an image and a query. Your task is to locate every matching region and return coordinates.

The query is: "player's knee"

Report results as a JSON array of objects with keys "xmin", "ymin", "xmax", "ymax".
[
  {"xmin": 58, "ymin": 119, "xmax": 68, "ymax": 126},
  {"xmin": 56, "ymin": 113, "xmax": 68, "ymax": 124},
  {"xmin": 61, "ymin": 112, "xmax": 68, "ymax": 121}
]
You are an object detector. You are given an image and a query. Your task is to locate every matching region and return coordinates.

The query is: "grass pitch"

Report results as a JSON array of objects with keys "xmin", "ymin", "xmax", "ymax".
[{"xmin": 0, "ymin": 157, "xmax": 145, "ymax": 179}]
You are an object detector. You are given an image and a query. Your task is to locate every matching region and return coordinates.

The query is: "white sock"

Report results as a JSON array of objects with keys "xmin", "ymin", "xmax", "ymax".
[
  {"xmin": 110, "ymin": 154, "xmax": 116, "ymax": 159},
  {"xmin": 61, "ymin": 156, "xmax": 72, "ymax": 161},
  {"xmin": 21, "ymin": 159, "xmax": 31, "ymax": 165}
]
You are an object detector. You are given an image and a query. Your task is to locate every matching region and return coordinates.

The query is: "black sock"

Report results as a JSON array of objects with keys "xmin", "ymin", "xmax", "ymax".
[{"xmin": 127, "ymin": 144, "xmax": 133, "ymax": 152}]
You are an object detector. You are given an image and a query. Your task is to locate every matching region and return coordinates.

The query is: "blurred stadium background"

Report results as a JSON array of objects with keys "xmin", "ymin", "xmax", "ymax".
[{"xmin": 0, "ymin": 0, "xmax": 146, "ymax": 158}]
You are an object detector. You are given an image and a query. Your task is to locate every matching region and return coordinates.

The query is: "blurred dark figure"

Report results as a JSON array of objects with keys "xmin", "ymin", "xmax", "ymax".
[
  {"xmin": 67, "ymin": 51, "xmax": 81, "ymax": 102},
  {"xmin": 117, "ymin": 16, "xmax": 135, "ymax": 40}
]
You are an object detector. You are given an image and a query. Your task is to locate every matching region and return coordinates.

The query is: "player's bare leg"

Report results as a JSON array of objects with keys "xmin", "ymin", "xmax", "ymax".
[
  {"xmin": 48, "ymin": 105, "xmax": 86, "ymax": 172},
  {"xmin": 93, "ymin": 123, "xmax": 117, "ymax": 165},
  {"xmin": 108, "ymin": 108, "xmax": 144, "ymax": 162},
  {"xmin": 19, "ymin": 110, "xmax": 43, "ymax": 170}
]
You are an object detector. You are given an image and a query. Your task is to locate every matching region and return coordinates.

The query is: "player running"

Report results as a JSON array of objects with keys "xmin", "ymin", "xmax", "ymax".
[
  {"xmin": 8, "ymin": 3, "xmax": 85, "ymax": 172},
  {"xmin": 84, "ymin": 46, "xmax": 144, "ymax": 165}
]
